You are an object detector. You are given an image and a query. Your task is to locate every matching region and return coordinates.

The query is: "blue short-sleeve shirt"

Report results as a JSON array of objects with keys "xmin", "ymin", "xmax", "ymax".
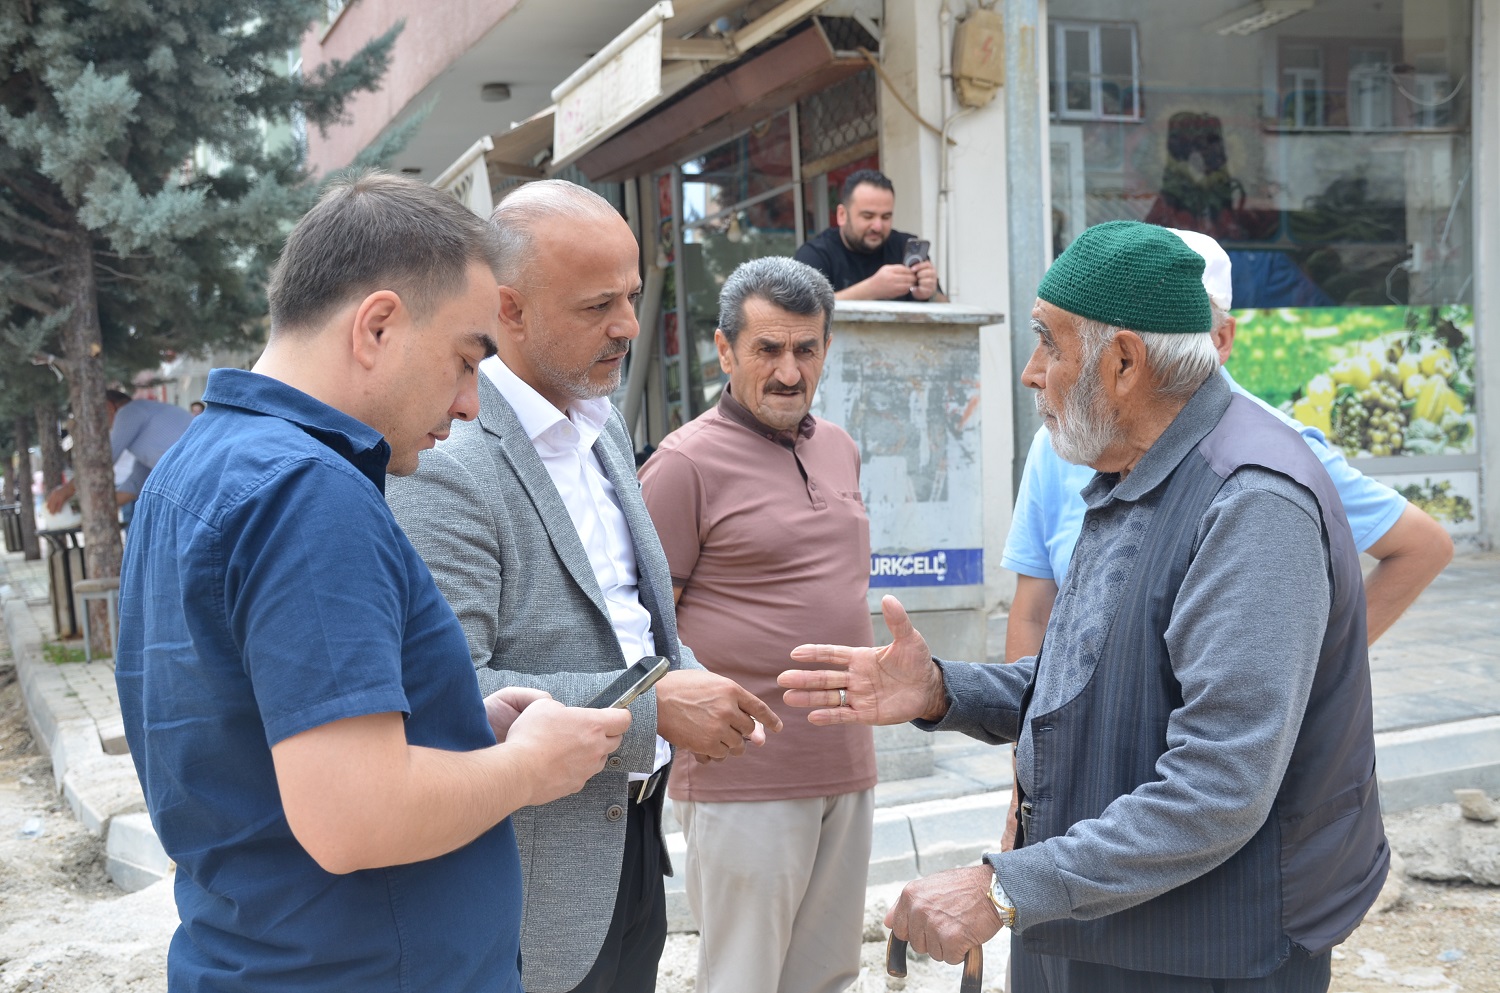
[
  {"xmin": 116, "ymin": 369, "xmax": 522, "ymax": 993},
  {"xmin": 1002, "ymin": 368, "xmax": 1407, "ymax": 583}
]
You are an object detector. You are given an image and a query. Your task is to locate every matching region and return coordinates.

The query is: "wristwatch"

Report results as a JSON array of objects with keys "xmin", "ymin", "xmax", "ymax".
[{"xmin": 985, "ymin": 866, "xmax": 1017, "ymax": 929}]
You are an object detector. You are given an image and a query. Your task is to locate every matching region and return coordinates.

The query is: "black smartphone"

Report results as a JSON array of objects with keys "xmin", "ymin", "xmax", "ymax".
[
  {"xmin": 584, "ymin": 656, "xmax": 671, "ymax": 709},
  {"xmin": 903, "ymin": 238, "xmax": 931, "ymax": 267}
]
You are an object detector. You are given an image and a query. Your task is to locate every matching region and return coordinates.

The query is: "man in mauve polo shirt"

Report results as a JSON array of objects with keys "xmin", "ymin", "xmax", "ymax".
[
  {"xmin": 115, "ymin": 172, "xmax": 629, "ymax": 993},
  {"xmin": 640, "ymin": 256, "xmax": 877, "ymax": 993}
]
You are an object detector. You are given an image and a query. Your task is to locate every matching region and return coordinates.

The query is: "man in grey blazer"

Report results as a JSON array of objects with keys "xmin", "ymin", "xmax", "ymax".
[{"xmin": 388, "ymin": 180, "xmax": 780, "ymax": 993}]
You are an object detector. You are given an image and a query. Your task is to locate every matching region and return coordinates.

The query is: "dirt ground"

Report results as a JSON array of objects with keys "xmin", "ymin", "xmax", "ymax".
[{"xmin": 0, "ymin": 658, "xmax": 1495, "ymax": 993}]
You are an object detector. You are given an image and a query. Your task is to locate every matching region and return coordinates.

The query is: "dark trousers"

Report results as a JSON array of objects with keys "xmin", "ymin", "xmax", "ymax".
[
  {"xmin": 1011, "ymin": 934, "xmax": 1332, "ymax": 993},
  {"xmin": 560, "ymin": 796, "xmax": 667, "ymax": 993}
]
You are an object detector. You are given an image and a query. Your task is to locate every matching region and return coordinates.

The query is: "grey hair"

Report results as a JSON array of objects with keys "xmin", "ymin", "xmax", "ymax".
[
  {"xmin": 1075, "ymin": 318, "xmax": 1220, "ymax": 400},
  {"xmin": 490, "ymin": 180, "xmax": 622, "ymax": 286},
  {"xmin": 718, "ymin": 257, "xmax": 836, "ymax": 345},
  {"xmin": 1209, "ymin": 302, "xmax": 1231, "ymax": 334}
]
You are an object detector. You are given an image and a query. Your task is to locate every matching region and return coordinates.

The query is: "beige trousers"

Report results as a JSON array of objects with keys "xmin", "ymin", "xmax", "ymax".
[{"xmin": 677, "ymin": 789, "xmax": 874, "ymax": 993}]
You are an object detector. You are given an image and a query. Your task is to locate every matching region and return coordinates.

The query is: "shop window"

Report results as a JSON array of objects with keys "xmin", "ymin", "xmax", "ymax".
[
  {"xmin": 1052, "ymin": 21, "xmax": 1142, "ymax": 122},
  {"xmin": 1047, "ymin": 0, "xmax": 1475, "ymax": 479}
]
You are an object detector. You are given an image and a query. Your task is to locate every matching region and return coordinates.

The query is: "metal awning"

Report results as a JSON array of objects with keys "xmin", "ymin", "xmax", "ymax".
[
  {"xmin": 441, "ymin": 0, "xmax": 846, "ymax": 188},
  {"xmin": 485, "ymin": 111, "xmax": 555, "ymax": 179}
]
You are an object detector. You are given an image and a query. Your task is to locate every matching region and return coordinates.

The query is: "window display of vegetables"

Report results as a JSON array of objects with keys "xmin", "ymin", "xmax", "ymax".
[
  {"xmin": 1229, "ymin": 305, "xmax": 1474, "ymax": 460},
  {"xmin": 1394, "ymin": 479, "xmax": 1475, "ymax": 525}
]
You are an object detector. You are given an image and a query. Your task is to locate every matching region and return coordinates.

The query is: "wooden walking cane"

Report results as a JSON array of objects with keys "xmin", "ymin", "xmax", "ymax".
[{"xmin": 885, "ymin": 934, "xmax": 983, "ymax": 993}]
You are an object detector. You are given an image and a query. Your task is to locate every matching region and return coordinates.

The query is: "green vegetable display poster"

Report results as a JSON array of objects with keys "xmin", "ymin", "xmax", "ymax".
[{"xmin": 1225, "ymin": 305, "xmax": 1476, "ymax": 459}]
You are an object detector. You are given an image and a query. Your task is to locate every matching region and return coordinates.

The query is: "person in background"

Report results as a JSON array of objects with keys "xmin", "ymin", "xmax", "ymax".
[
  {"xmin": 45, "ymin": 391, "xmax": 192, "ymax": 513},
  {"xmin": 794, "ymin": 169, "xmax": 946, "ymax": 303}
]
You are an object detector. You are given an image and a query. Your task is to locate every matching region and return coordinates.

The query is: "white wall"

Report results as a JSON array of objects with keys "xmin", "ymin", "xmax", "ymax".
[
  {"xmin": 1476, "ymin": 0, "xmax": 1499, "ymax": 548},
  {"xmin": 881, "ymin": 0, "xmax": 1018, "ymax": 610}
]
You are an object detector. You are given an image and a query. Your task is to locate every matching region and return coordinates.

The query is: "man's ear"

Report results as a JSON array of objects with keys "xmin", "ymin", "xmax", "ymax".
[
  {"xmin": 715, "ymin": 328, "xmax": 734, "ymax": 376},
  {"xmin": 835, "ymin": 203, "xmax": 848, "ymax": 228},
  {"xmin": 350, "ymin": 290, "xmax": 403, "ymax": 371},
  {"xmin": 498, "ymin": 284, "xmax": 526, "ymax": 339},
  {"xmin": 1109, "ymin": 329, "xmax": 1150, "ymax": 397},
  {"xmin": 1213, "ymin": 318, "xmax": 1236, "ymax": 365}
]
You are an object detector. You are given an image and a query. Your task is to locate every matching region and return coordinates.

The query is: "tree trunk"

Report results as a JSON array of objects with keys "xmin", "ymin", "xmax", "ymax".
[
  {"xmin": 35, "ymin": 401, "xmax": 65, "ymax": 492},
  {"xmin": 13, "ymin": 417, "xmax": 42, "ymax": 561},
  {"xmin": 58, "ymin": 221, "xmax": 122, "ymax": 590}
]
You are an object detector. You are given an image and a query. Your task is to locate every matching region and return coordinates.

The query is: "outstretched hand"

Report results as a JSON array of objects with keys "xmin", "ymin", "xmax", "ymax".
[{"xmin": 778, "ymin": 595, "xmax": 948, "ymax": 727}]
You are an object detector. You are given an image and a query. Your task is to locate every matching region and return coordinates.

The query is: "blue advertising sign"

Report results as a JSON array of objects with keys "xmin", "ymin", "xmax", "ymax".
[{"xmin": 869, "ymin": 548, "xmax": 983, "ymax": 587}]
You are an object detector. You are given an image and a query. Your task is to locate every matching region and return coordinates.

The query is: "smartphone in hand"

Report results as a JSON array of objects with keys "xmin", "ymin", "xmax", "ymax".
[
  {"xmin": 585, "ymin": 656, "xmax": 671, "ymax": 709},
  {"xmin": 902, "ymin": 238, "xmax": 931, "ymax": 268}
]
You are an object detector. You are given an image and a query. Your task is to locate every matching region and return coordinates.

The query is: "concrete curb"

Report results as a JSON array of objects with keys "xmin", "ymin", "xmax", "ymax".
[
  {"xmin": 3, "ymin": 595, "xmax": 172, "ymax": 891},
  {"xmin": 1374, "ymin": 716, "xmax": 1500, "ymax": 812},
  {"xmin": 661, "ymin": 790, "xmax": 1011, "ymax": 934}
]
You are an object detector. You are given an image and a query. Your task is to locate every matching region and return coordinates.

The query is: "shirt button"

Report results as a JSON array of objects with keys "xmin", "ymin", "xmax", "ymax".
[
  {"xmin": 606, "ymin": 756, "xmax": 623, "ymax": 769},
  {"xmin": 606, "ymin": 804, "xmax": 625, "ymax": 822}
]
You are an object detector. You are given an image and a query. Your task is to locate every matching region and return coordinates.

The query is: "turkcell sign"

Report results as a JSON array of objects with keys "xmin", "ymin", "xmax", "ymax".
[{"xmin": 869, "ymin": 548, "xmax": 983, "ymax": 587}]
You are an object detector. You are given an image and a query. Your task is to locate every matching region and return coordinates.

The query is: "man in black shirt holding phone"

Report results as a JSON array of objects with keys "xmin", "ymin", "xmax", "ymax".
[{"xmin": 794, "ymin": 169, "xmax": 947, "ymax": 302}]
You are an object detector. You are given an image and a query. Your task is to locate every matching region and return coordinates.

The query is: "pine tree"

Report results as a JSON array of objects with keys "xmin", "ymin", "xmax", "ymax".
[{"xmin": 0, "ymin": 0, "xmax": 398, "ymax": 584}]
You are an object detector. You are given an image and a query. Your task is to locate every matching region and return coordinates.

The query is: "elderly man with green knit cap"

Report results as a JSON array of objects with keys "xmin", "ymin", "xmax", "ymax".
[{"xmin": 780, "ymin": 220, "xmax": 1388, "ymax": 993}]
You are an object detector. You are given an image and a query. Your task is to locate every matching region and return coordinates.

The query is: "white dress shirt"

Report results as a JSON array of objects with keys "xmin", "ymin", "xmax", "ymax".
[{"xmin": 484, "ymin": 356, "xmax": 670, "ymax": 776}]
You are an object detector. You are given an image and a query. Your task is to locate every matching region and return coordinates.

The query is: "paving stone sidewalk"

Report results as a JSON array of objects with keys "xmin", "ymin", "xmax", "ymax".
[{"xmin": 4, "ymin": 547, "xmax": 1499, "ymax": 931}]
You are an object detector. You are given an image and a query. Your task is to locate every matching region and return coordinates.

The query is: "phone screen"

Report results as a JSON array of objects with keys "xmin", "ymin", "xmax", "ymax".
[{"xmin": 584, "ymin": 656, "xmax": 670, "ymax": 709}]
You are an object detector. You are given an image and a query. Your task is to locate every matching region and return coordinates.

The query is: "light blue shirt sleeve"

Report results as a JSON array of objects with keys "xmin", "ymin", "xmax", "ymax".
[
  {"xmin": 1222, "ymin": 369, "xmax": 1406, "ymax": 552},
  {"xmin": 1002, "ymin": 427, "xmax": 1093, "ymax": 582},
  {"xmin": 1005, "ymin": 372, "xmax": 1408, "ymax": 587}
]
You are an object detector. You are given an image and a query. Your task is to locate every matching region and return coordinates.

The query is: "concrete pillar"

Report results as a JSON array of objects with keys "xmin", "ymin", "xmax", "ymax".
[
  {"xmin": 1476, "ymin": 1, "xmax": 1499, "ymax": 547},
  {"xmin": 878, "ymin": 0, "xmax": 944, "ymax": 246}
]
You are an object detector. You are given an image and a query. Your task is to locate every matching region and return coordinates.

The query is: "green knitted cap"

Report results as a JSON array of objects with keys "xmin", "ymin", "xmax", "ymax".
[{"xmin": 1038, "ymin": 221, "xmax": 1212, "ymax": 334}]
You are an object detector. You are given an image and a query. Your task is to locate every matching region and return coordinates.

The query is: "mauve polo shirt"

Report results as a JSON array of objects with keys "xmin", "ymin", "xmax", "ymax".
[
  {"xmin": 640, "ymin": 388, "xmax": 877, "ymax": 802},
  {"xmin": 115, "ymin": 368, "xmax": 522, "ymax": 993}
]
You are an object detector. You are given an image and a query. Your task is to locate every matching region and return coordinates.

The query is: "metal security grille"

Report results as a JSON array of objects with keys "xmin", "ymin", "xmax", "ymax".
[
  {"xmin": 816, "ymin": 15, "xmax": 879, "ymax": 54},
  {"xmin": 797, "ymin": 67, "xmax": 878, "ymax": 172}
]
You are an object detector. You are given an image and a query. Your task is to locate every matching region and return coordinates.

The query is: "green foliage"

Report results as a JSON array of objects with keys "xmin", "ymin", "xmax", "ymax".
[
  {"xmin": 42, "ymin": 640, "xmax": 89, "ymax": 665},
  {"xmin": 0, "ymin": 0, "xmax": 401, "ymax": 377}
]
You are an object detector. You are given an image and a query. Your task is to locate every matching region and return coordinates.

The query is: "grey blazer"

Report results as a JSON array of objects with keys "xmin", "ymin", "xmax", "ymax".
[{"xmin": 386, "ymin": 374, "xmax": 699, "ymax": 993}]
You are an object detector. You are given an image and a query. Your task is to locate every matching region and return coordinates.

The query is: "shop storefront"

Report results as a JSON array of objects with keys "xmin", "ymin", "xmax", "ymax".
[
  {"xmin": 1045, "ymin": 0, "xmax": 1478, "ymax": 536},
  {"xmin": 646, "ymin": 66, "xmax": 879, "ymax": 431}
]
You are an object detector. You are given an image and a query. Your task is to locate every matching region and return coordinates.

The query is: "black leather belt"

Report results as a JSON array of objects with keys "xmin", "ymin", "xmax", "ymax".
[{"xmin": 632, "ymin": 767, "xmax": 667, "ymax": 803}]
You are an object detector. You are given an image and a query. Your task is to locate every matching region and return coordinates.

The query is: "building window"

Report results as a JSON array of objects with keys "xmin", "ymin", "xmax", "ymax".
[
  {"xmin": 325, "ymin": 0, "xmax": 346, "ymax": 24},
  {"xmin": 1280, "ymin": 44, "xmax": 1325, "ymax": 128},
  {"xmin": 1052, "ymin": 20, "xmax": 1142, "ymax": 122}
]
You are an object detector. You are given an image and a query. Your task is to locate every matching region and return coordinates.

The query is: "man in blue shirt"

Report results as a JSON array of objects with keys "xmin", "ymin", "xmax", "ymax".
[
  {"xmin": 46, "ymin": 392, "xmax": 193, "ymax": 513},
  {"xmin": 1003, "ymin": 228, "xmax": 1453, "ymax": 664},
  {"xmin": 115, "ymin": 172, "xmax": 631, "ymax": 993}
]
